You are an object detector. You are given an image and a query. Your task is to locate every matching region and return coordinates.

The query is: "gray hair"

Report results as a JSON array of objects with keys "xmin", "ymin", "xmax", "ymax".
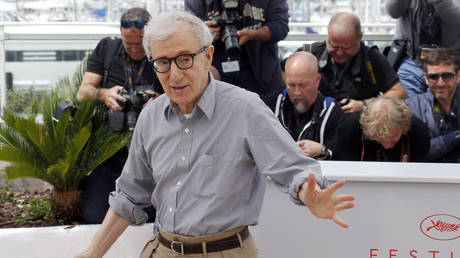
[
  {"xmin": 143, "ymin": 11, "xmax": 213, "ymax": 58},
  {"xmin": 360, "ymin": 96, "xmax": 412, "ymax": 140}
]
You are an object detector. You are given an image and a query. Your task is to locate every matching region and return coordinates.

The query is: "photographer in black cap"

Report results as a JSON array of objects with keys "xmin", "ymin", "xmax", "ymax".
[{"xmin": 77, "ymin": 7, "xmax": 161, "ymax": 224}]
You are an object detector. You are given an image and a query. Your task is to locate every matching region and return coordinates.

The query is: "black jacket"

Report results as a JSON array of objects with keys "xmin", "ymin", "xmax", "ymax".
[
  {"xmin": 334, "ymin": 111, "xmax": 430, "ymax": 162},
  {"xmin": 300, "ymin": 41, "xmax": 400, "ymax": 102},
  {"xmin": 274, "ymin": 90, "xmax": 346, "ymax": 159}
]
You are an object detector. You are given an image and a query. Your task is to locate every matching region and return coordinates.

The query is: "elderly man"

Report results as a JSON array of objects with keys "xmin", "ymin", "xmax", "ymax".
[
  {"xmin": 275, "ymin": 52, "xmax": 345, "ymax": 159},
  {"xmin": 334, "ymin": 96, "xmax": 429, "ymax": 162},
  {"xmin": 299, "ymin": 12, "xmax": 407, "ymax": 114},
  {"xmin": 406, "ymin": 48, "xmax": 460, "ymax": 162},
  {"xmin": 76, "ymin": 11, "xmax": 354, "ymax": 258},
  {"xmin": 77, "ymin": 7, "xmax": 161, "ymax": 224}
]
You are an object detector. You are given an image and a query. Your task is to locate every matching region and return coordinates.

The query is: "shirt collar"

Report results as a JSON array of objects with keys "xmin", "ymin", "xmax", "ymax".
[{"xmin": 163, "ymin": 72, "xmax": 216, "ymax": 121}]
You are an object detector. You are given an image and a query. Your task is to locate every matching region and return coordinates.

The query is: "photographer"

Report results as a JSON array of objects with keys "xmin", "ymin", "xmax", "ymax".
[
  {"xmin": 334, "ymin": 96, "xmax": 430, "ymax": 162},
  {"xmin": 185, "ymin": 0, "xmax": 289, "ymax": 107},
  {"xmin": 77, "ymin": 8, "xmax": 161, "ymax": 224},
  {"xmin": 385, "ymin": 0, "xmax": 460, "ymax": 97},
  {"xmin": 406, "ymin": 48, "xmax": 460, "ymax": 162}
]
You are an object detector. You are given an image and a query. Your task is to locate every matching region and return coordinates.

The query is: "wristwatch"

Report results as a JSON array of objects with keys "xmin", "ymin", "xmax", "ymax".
[{"xmin": 314, "ymin": 144, "xmax": 331, "ymax": 160}]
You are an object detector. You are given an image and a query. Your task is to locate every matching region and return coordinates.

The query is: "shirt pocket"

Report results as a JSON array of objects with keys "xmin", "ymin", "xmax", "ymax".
[{"xmin": 191, "ymin": 154, "xmax": 253, "ymax": 200}]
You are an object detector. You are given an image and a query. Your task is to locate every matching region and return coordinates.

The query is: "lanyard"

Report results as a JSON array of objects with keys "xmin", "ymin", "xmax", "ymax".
[{"xmin": 124, "ymin": 56, "xmax": 146, "ymax": 90}]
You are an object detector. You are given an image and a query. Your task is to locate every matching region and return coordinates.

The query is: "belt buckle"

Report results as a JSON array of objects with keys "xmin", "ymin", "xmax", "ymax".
[{"xmin": 170, "ymin": 240, "xmax": 184, "ymax": 255}]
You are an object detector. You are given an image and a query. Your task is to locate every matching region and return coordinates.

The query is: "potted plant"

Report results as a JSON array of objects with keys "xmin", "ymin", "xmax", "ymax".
[{"xmin": 0, "ymin": 56, "xmax": 130, "ymax": 224}]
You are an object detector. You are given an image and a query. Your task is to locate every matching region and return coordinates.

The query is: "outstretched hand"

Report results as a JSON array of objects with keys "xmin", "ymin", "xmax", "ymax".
[{"xmin": 299, "ymin": 173, "xmax": 355, "ymax": 228}]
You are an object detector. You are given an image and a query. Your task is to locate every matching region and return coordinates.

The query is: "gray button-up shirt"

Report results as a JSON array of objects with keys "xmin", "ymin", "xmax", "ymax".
[{"xmin": 109, "ymin": 75, "xmax": 328, "ymax": 236}]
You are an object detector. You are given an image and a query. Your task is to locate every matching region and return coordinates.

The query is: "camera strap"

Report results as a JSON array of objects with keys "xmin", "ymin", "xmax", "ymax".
[{"xmin": 124, "ymin": 56, "xmax": 147, "ymax": 91}]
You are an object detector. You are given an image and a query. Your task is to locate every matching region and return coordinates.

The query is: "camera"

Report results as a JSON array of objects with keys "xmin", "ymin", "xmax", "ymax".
[
  {"xmin": 206, "ymin": 0, "xmax": 243, "ymax": 59},
  {"xmin": 106, "ymin": 85, "xmax": 157, "ymax": 132},
  {"xmin": 53, "ymin": 101, "xmax": 76, "ymax": 122}
]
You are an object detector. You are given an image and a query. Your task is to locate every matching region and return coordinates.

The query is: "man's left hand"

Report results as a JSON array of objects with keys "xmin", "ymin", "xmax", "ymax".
[
  {"xmin": 237, "ymin": 26, "xmax": 271, "ymax": 45},
  {"xmin": 299, "ymin": 173, "xmax": 355, "ymax": 228},
  {"xmin": 237, "ymin": 28, "xmax": 253, "ymax": 46},
  {"xmin": 142, "ymin": 90, "xmax": 160, "ymax": 109},
  {"xmin": 297, "ymin": 140, "xmax": 322, "ymax": 157},
  {"xmin": 340, "ymin": 98, "xmax": 364, "ymax": 114}
]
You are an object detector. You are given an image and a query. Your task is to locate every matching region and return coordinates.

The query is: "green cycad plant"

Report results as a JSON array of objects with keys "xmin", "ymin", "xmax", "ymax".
[{"xmin": 0, "ymin": 55, "xmax": 130, "ymax": 224}]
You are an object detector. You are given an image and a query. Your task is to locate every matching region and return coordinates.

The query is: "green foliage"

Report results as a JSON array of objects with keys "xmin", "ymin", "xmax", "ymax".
[
  {"xmin": 0, "ymin": 184, "xmax": 52, "ymax": 225},
  {"xmin": 0, "ymin": 54, "xmax": 130, "ymax": 193},
  {"xmin": 6, "ymin": 87, "xmax": 45, "ymax": 115},
  {"xmin": 0, "ymin": 184, "xmax": 14, "ymax": 202},
  {"xmin": 16, "ymin": 195, "xmax": 52, "ymax": 225}
]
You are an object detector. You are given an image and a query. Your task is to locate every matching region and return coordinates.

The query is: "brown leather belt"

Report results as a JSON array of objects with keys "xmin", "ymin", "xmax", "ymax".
[{"xmin": 158, "ymin": 227, "xmax": 249, "ymax": 255}]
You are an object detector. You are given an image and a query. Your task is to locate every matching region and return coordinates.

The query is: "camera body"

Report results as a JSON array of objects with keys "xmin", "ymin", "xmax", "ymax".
[
  {"xmin": 207, "ymin": 0, "xmax": 243, "ymax": 59},
  {"xmin": 106, "ymin": 85, "xmax": 156, "ymax": 132},
  {"xmin": 53, "ymin": 101, "xmax": 76, "ymax": 122}
]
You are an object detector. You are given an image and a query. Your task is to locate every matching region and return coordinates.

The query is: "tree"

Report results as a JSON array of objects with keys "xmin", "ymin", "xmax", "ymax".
[{"xmin": 0, "ymin": 55, "xmax": 130, "ymax": 224}]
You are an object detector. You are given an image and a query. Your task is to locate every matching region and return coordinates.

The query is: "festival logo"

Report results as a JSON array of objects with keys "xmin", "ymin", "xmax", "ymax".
[{"xmin": 420, "ymin": 214, "xmax": 460, "ymax": 241}]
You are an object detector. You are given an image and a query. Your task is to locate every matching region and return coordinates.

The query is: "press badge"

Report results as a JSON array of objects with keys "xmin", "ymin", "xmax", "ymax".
[{"xmin": 221, "ymin": 60, "xmax": 240, "ymax": 73}]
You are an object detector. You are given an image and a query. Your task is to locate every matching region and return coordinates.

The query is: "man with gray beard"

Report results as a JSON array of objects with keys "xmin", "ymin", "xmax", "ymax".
[{"xmin": 274, "ymin": 52, "xmax": 346, "ymax": 160}]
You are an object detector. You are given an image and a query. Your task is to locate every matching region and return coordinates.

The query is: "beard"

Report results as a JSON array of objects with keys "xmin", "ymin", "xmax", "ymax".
[
  {"xmin": 431, "ymin": 86, "xmax": 455, "ymax": 101},
  {"xmin": 294, "ymin": 102, "xmax": 308, "ymax": 114}
]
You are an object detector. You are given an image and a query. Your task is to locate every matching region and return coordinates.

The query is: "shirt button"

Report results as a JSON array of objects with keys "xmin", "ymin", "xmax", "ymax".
[
  {"xmin": 185, "ymin": 128, "xmax": 190, "ymax": 134},
  {"xmin": 169, "ymin": 208, "xmax": 173, "ymax": 213},
  {"xmin": 177, "ymin": 181, "xmax": 181, "ymax": 186},
  {"xmin": 181, "ymin": 156, "xmax": 186, "ymax": 161}
]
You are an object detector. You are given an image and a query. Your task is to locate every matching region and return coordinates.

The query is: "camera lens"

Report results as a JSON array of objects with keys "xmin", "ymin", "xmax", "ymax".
[
  {"xmin": 222, "ymin": 25, "xmax": 240, "ymax": 59},
  {"xmin": 126, "ymin": 110, "xmax": 139, "ymax": 132}
]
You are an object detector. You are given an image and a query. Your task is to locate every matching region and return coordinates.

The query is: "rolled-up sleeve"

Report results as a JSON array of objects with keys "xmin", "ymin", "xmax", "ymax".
[
  {"xmin": 264, "ymin": 0, "xmax": 289, "ymax": 43},
  {"xmin": 108, "ymin": 118, "xmax": 156, "ymax": 225}
]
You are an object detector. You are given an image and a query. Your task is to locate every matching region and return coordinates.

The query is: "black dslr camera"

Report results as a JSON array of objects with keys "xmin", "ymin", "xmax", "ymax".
[
  {"xmin": 106, "ymin": 85, "xmax": 157, "ymax": 132},
  {"xmin": 206, "ymin": 0, "xmax": 243, "ymax": 59}
]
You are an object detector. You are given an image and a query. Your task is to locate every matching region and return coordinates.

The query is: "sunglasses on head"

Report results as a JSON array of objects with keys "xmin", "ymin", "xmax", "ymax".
[
  {"xmin": 121, "ymin": 20, "xmax": 147, "ymax": 29},
  {"xmin": 426, "ymin": 72, "xmax": 456, "ymax": 82}
]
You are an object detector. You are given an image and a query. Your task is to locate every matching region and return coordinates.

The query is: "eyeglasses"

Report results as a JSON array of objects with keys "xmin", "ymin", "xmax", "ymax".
[
  {"xmin": 150, "ymin": 47, "xmax": 207, "ymax": 73},
  {"xmin": 427, "ymin": 72, "xmax": 456, "ymax": 83},
  {"xmin": 121, "ymin": 20, "xmax": 147, "ymax": 29}
]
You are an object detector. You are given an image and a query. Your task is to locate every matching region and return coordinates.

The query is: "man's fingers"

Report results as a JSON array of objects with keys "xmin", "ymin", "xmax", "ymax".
[
  {"xmin": 335, "ymin": 201, "xmax": 355, "ymax": 212},
  {"xmin": 334, "ymin": 194, "xmax": 355, "ymax": 204},
  {"xmin": 305, "ymin": 173, "xmax": 317, "ymax": 199},
  {"xmin": 324, "ymin": 179, "xmax": 346, "ymax": 195},
  {"xmin": 332, "ymin": 214, "xmax": 349, "ymax": 228}
]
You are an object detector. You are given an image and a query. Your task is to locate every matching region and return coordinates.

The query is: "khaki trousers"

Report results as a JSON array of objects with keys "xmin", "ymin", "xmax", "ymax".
[{"xmin": 140, "ymin": 226, "xmax": 259, "ymax": 258}]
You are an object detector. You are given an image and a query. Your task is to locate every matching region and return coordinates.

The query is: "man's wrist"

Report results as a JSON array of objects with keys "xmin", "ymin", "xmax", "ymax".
[
  {"xmin": 251, "ymin": 26, "xmax": 271, "ymax": 42},
  {"xmin": 313, "ymin": 144, "xmax": 331, "ymax": 159},
  {"xmin": 96, "ymin": 88, "xmax": 102, "ymax": 102}
]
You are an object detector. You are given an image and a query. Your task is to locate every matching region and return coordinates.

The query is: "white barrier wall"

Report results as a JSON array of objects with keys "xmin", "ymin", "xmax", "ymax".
[
  {"xmin": 0, "ymin": 161, "xmax": 459, "ymax": 258},
  {"xmin": 254, "ymin": 161, "xmax": 460, "ymax": 258}
]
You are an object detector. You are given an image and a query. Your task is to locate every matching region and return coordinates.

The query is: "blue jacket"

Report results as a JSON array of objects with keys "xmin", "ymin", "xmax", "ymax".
[
  {"xmin": 185, "ymin": 0, "xmax": 289, "ymax": 100},
  {"xmin": 405, "ymin": 87, "xmax": 460, "ymax": 162}
]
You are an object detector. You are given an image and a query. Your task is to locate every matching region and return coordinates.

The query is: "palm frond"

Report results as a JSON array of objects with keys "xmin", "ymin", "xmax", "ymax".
[
  {"xmin": 3, "ymin": 163, "xmax": 45, "ymax": 180},
  {"xmin": 0, "ymin": 53, "xmax": 128, "ymax": 192}
]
